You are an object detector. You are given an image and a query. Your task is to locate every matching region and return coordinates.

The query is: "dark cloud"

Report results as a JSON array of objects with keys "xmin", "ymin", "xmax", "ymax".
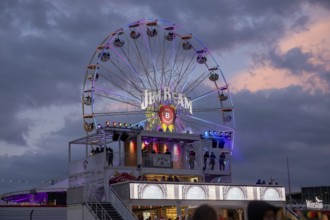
[
  {"xmin": 268, "ymin": 47, "xmax": 315, "ymax": 75},
  {"xmin": 232, "ymin": 87, "xmax": 330, "ymax": 191},
  {"xmin": 291, "ymin": 15, "xmax": 311, "ymax": 33},
  {"xmin": 0, "ymin": 151, "xmax": 67, "ymax": 195},
  {"xmin": 252, "ymin": 46, "xmax": 330, "ymax": 87},
  {"xmin": 0, "ymin": 0, "xmax": 329, "ymax": 195}
]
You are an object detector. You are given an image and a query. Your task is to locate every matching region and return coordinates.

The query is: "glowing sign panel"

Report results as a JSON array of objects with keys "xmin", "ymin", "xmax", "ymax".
[{"xmin": 141, "ymin": 87, "xmax": 193, "ymax": 114}]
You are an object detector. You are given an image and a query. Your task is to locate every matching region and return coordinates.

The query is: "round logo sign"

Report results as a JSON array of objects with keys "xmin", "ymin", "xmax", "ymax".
[{"xmin": 159, "ymin": 105, "xmax": 176, "ymax": 126}]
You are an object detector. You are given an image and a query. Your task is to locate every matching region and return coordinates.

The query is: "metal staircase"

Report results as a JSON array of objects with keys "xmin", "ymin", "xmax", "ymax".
[
  {"xmin": 86, "ymin": 193, "xmax": 112, "ymax": 220},
  {"xmin": 84, "ymin": 186, "xmax": 137, "ymax": 220}
]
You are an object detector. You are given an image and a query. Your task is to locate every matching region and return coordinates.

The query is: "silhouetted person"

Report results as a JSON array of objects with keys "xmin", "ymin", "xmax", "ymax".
[
  {"xmin": 174, "ymin": 176, "xmax": 180, "ymax": 182},
  {"xmin": 203, "ymin": 151, "xmax": 209, "ymax": 170},
  {"xmin": 167, "ymin": 175, "xmax": 174, "ymax": 182},
  {"xmin": 219, "ymin": 152, "xmax": 226, "ymax": 170},
  {"xmin": 192, "ymin": 204, "xmax": 217, "ymax": 220},
  {"xmin": 165, "ymin": 149, "xmax": 171, "ymax": 155},
  {"xmin": 95, "ymin": 147, "xmax": 100, "ymax": 154},
  {"xmin": 107, "ymin": 147, "xmax": 113, "ymax": 166},
  {"xmin": 189, "ymin": 150, "xmax": 196, "ymax": 169},
  {"xmin": 209, "ymin": 152, "xmax": 216, "ymax": 170},
  {"xmin": 91, "ymin": 148, "xmax": 95, "ymax": 156}
]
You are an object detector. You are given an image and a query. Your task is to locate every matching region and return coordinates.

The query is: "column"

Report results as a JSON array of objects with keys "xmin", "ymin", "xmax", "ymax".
[{"xmin": 236, "ymin": 208, "xmax": 244, "ymax": 220}]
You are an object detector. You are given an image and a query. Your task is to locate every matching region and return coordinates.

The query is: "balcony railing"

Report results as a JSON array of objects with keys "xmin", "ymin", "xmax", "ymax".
[{"xmin": 69, "ymin": 151, "xmax": 231, "ymax": 175}]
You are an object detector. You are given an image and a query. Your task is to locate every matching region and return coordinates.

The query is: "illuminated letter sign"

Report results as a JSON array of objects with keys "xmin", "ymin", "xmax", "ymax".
[{"xmin": 141, "ymin": 87, "xmax": 193, "ymax": 114}]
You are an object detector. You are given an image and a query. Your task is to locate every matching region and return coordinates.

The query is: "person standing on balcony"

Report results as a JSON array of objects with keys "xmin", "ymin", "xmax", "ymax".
[
  {"xmin": 209, "ymin": 152, "xmax": 216, "ymax": 170},
  {"xmin": 203, "ymin": 151, "xmax": 209, "ymax": 170},
  {"xmin": 219, "ymin": 152, "xmax": 226, "ymax": 170},
  {"xmin": 107, "ymin": 147, "xmax": 113, "ymax": 166},
  {"xmin": 189, "ymin": 150, "xmax": 196, "ymax": 169}
]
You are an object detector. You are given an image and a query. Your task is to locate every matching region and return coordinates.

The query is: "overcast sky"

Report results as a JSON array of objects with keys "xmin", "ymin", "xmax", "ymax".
[{"xmin": 0, "ymin": 0, "xmax": 330, "ymax": 195}]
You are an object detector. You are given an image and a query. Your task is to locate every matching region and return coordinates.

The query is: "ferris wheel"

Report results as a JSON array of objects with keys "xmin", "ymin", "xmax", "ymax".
[{"xmin": 82, "ymin": 19, "xmax": 234, "ymax": 138}]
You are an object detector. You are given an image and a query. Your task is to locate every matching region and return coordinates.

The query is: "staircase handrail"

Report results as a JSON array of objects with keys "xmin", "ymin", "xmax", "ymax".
[
  {"xmin": 85, "ymin": 188, "xmax": 112, "ymax": 220},
  {"xmin": 108, "ymin": 185, "xmax": 137, "ymax": 220},
  {"xmin": 285, "ymin": 206, "xmax": 299, "ymax": 220}
]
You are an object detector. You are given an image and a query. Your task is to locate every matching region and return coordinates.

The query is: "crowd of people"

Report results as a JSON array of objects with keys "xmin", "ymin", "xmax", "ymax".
[
  {"xmin": 203, "ymin": 151, "xmax": 226, "ymax": 171},
  {"xmin": 90, "ymin": 146, "xmax": 114, "ymax": 166},
  {"xmin": 90, "ymin": 145, "xmax": 228, "ymax": 172},
  {"xmin": 136, "ymin": 175, "xmax": 183, "ymax": 182}
]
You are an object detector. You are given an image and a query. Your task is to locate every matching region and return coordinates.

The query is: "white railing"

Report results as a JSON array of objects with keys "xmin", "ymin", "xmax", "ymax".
[
  {"xmin": 86, "ymin": 192, "xmax": 112, "ymax": 220},
  {"xmin": 108, "ymin": 186, "xmax": 137, "ymax": 220}
]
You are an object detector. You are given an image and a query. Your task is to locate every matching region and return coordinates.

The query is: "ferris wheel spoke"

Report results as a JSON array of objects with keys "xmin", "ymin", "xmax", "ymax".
[
  {"xmin": 186, "ymin": 115, "xmax": 233, "ymax": 130},
  {"xmin": 93, "ymin": 92, "xmax": 140, "ymax": 108},
  {"xmin": 176, "ymin": 115, "xmax": 211, "ymax": 132},
  {"xmin": 160, "ymin": 33, "xmax": 166, "ymax": 87},
  {"xmin": 93, "ymin": 110, "xmax": 147, "ymax": 117},
  {"xmin": 146, "ymin": 32, "xmax": 156, "ymax": 85},
  {"xmin": 191, "ymin": 87, "xmax": 227, "ymax": 102},
  {"xmin": 122, "ymin": 31, "xmax": 153, "ymax": 90},
  {"xmin": 99, "ymin": 63, "xmax": 135, "ymax": 90},
  {"xmin": 132, "ymin": 114, "xmax": 158, "ymax": 127},
  {"xmin": 173, "ymin": 51, "xmax": 196, "ymax": 91},
  {"xmin": 134, "ymin": 26, "xmax": 157, "ymax": 89},
  {"xmin": 182, "ymin": 70, "xmax": 209, "ymax": 95},
  {"xmin": 124, "ymin": 27, "xmax": 155, "ymax": 90},
  {"xmin": 168, "ymin": 41, "xmax": 183, "ymax": 87},
  {"xmin": 108, "ymin": 48, "xmax": 146, "ymax": 93},
  {"xmin": 140, "ymin": 25, "xmax": 160, "ymax": 90},
  {"xmin": 192, "ymin": 108, "xmax": 221, "ymax": 112},
  {"xmin": 93, "ymin": 86, "xmax": 140, "ymax": 103},
  {"xmin": 98, "ymin": 73, "xmax": 141, "ymax": 101},
  {"xmin": 121, "ymin": 34, "xmax": 150, "ymax": 88}
]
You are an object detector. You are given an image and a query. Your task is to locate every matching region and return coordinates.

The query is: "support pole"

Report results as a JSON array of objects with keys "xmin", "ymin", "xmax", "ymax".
[
  {"xmin": 68, "ymin": 143, "xmax": 71, "ymax": 163},
  {"xmin": 137, "ymin": 134, "xmax": 142, "ymax": 167},
  {"xmin": 287, "ymin": 156, "xmax": 292, "ymax": 210}
]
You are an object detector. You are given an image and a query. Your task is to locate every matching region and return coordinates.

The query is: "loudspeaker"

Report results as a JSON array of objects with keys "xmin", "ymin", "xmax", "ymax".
[
  {"xmin": 112, "ymin": 132, "xmax": 119, "ymax": 141},
  {"xmin": 212, "ymin": 139, "xmax": 217, "ymax": 148},
  {"xmin": 218, "ymin": 139, "xmax": 225, "ymax": 149},
  {"xmin": 120, "ymin": 132, "xmax": 129, "ymax": 141}
]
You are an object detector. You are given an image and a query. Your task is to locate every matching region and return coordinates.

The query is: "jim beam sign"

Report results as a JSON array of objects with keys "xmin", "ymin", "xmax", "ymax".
[{"xmin": 141, "ymin": 87, "xmax": 193, "ymax": 114}]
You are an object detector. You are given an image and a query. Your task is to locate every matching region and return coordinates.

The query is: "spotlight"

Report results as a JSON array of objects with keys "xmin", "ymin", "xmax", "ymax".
[
  {"xmin": 113, "ymin": 122, "xmax": 117, "ymax": 127},
  {"xmin": 204, "ymin": 131, "xmax": 208, "ymax": 137},
  {"xmin": 105, "ymin": 121, "xmax": 110, "ymax": 127},
  {"xmin": 118, "ymin": 122, "xmax": 122, "ymax": 127},
  {"xmin": 97, "ymin": 124, "xmax": 102, "ymax": 129},
  {"xmin": 124, "ymin": 123, "xmax": 128, "ymax": 128}
]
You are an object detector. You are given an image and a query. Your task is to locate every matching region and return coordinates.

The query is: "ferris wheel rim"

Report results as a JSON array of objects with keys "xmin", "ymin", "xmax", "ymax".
[{"xmin": 82, "ymin": 18, "xmax": 235, "ymax": 134}]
